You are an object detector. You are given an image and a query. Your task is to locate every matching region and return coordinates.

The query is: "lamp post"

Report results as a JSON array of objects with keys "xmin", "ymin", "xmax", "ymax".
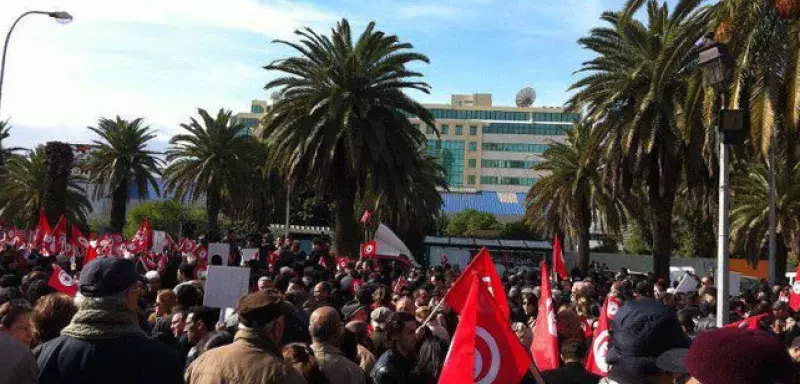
[
  {"xmin": 698, "ymin": 32, "xmax": 738, "ymax": 327},
  {"xmin": 0, "ymin": 11, "xmax": 73, "ymax": 114}
]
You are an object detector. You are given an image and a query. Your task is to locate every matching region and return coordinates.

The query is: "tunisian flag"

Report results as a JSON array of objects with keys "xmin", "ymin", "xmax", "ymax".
[
  {"xmin": 532, "ymin": 260, "xmax": 560, "ymax": 371},
  {"xmin": 42, "ymin": 215, "xmax": 67, "ymax": 257},
  {"xmin": 32, "ymin": 207, "xmax": 51, "ymax": 251},
  {"xmin": 724, "ymin": 313, "xmax": 770, "ymax": 330},
  {"xmin": 48, "ymin": 264, "xmax": 78, "ymax": 297},
  {"xmin": 439, "ymin": 277, "xmax": 531, "ymax": 384},
  {"xmin": 553, "ymin": 235, "xmax": 568, "ymax": 280},
  {"xmin": 790, "ymin": 265, "xmax": 800, "ymax": 311},
  {"xmin": 443, "ymin": 247, "xmax": 510, "ymax": 319},
  {"xmin": 586, "ymin": 295, "xmax": 621, "ymax": 376},
  {"xmin": 131, "ymin": 218, "xmax": 153, "ymax": 253},
  {"xmin": 361, "ymin": 241, "xmax": 377, "ymax": 259}
]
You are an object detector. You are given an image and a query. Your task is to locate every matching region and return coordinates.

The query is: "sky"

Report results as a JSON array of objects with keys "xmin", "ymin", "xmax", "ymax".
[{"xmin": 0, "ymin": 0, "xmax": 628, "ymax": 151}]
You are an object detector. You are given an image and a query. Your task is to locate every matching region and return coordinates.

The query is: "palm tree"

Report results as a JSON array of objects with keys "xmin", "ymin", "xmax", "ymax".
[
  {"xmin": 261, "ymin": 19, "xmax": 435, "ymax": 257},
  {"xmin": 567, "ymin": 0, "xmax": 712, "ymax": 279},
  {"xmin": 525, "ymin": 121, "xmax": 625, "ymax": 274},
  {"xmin": 0, "ymin": 146, "xmax": 91, "ymax": 227},
  {"xmin": 0, "ymin": 120, "xmax": 24, "ymax": 178},
  {"xmin": 86, "ymin": 117, "xmax": 163, "ymax": 233},
  {"xmin": 164, "ymin": 108, "xmax": 261, "ymax": 241},
  {"xmin": 730, "ymin": 160, "xmax": 800, "ymax": 280}
]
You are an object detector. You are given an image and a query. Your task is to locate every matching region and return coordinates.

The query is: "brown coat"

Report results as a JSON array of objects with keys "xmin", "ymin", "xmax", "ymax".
[
  {"xmin": 311, "ymin": 342, "xmax": 367, "ymax": 384},
  {"xmin": 185, "ymin": 328, "xmax": 306, "ymax": 384}
]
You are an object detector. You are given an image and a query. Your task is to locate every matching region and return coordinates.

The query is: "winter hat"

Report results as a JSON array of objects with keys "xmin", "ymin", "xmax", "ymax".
[
  {"xmin": 606, "ymin": 300, "xmax": 690, "ymax": 376},
  {"xmin": 686, "ymin": 328, "xmax": 797, "ymax": 384}
]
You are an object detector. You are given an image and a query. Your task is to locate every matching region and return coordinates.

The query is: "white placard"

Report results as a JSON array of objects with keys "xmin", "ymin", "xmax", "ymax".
[
  {"xmin": 151, "ymin": 231, "xmax": 167, "ymax": 253},
  {"xmin": 208, "ymin": 243, "xmax": 229, "ymax": 265},
  {"xmin": 241, "ymin": 248, "xmax": 259, "ymax": 263},
  {"xmin": 203, "ymin": 266, "xmax": 251, "ymax": 309},
  {"xmin": 674, "ymin": 273, "xmax": 699, "ymax": 293},
  {"xmin": 729, "ymin": 271, "xmax": 742, "ymax": 297}
]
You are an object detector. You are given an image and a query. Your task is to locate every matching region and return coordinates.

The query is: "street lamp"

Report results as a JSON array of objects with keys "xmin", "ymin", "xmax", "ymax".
[
  {"xmin": 0, "ymin": 10, "xmax": 73, "ymax": 114},
  {"xmin": 698, "ymin": 32, "xmax": 738, "ymax": 327}
]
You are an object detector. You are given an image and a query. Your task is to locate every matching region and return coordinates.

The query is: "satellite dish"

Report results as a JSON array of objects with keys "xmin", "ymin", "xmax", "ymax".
[{"xmin": 515, "ymin": 87, "xmax": 536, "ymax": 108}]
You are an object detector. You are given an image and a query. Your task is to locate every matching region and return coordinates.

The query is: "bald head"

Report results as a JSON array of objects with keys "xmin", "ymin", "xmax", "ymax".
[
  {"xmin": 309, "ymin": 306, "xmax": 341, "ymax": 344},
  {"xmin": 396, "ymin": 297, "xmax": 416, "ymax": 314},
  {"xmin": 346, "ymin": 320, "xmax": 368, "ymax": 342}
]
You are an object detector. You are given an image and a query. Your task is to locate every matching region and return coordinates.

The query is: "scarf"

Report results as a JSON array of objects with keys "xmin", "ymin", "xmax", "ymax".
[{"xmin": 61, "ymin": 297, "xmax": 146, "ymax": 341}]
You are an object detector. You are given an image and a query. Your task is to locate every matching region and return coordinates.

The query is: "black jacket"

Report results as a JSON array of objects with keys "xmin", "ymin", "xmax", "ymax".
[
  {"xmin": 370, "ymin": 350, "xmax": 413, "ymax": 384},
  {"xmin": 34, "ymin": 334, "xmax": 183, "ymax": 384},
  {"xmin": 541, "ymin": 362, "xmax": 600, "ymax": 384}
]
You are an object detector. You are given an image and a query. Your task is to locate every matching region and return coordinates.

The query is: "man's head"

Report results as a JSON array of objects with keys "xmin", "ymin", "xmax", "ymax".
[
  {"xmin": 171, "ymin": 311, "xmax": 186, "ymax": 338},
  {"xmin": 258, "ymin": 276, "xmax": 272, "ymax": 291},
  {"xmin": 772, "ymin": 301, "xmax": 791, "ymax": 320},
  {"xmin": 345, "ymin": 320, "xmax": 368, "ymax": 344},
  {"xmin": 309, "ymin": 306, "xmax": 343, "ymax": 346},
  {"xmin": 145, "ymin": 271, "xmax": 161, "ymax": 292},
  {"xmin": 560, "ymin": 339, "xmax": 588, "ymax": 364},
  {"xmin": 177, "ymin": 262, "xmax": 195, "ymax": 283},
  {"xmin": 237, "ymin": 288, "xmax": 286, "ymax": 346},
  {"xmin": 343, "ymin": 305, "xmax": 367, "ymax": 323},
  {"xmin": 686, "ymin": 328, "xmax": 797, "ymax": 384},
  {"xmin": 313, "ymin": 282, "xmax": 332, "ymax": 303},
  {"xmin": 395, "ymin": 297, "xmax": 416, "ymax": 314},
  {"xmin": 79, "ymin": 258, "xmax": 145, "ymax": 312},
  {"xmin": 414, "ymin": 289, "xmax": 429, "ymax": 306},
  {"xmin": 789, "ymin": 337, "xmax": 800, "ymax": 363},
  {"xmin": 385, "ymin": 311, "xmax": 419, "ymax": 357},
  {"xmin": 700, "ymin": 276, "xmax": 713, "ymax": 287},
  {"xmin": 185, "ymin": 306, "xmax": 216, "ymax": 344}
]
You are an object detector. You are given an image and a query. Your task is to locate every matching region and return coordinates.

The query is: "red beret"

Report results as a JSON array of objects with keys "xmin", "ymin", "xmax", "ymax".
[{"xmin": 686, "ymin": 328, "xmax": 797, "ymax": 384}]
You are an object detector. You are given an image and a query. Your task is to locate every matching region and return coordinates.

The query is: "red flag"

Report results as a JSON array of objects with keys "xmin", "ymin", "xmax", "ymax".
[
  {"xmin": 443, "ymin": 247, "xmax": 510, "ymax": 320},
  {"xmin": 586, "ymin": 296, "xmax": 621, "ymax": 376},
  {"xmin": 790, "ymin": 265, "xmax": 800, "ymax": 311},
  {"xmin": 349, "ymin": 277, "xmax": 363, "ymax": 296},
  {"xmin": 131, "ymin": 218, "xmax": 153, "ymax": 253},
  {"xmin": 164, "ymin": 234, "xmax": 176, "ymax": 252},
  {"xmin": 10, "ymin": 226, "xmax": 24, "ymax": 249},
  {"xmin": 439, "ymin": 277, "xmax": 531, "ymax": 384},
  {"xmin": 84, "ymin": 245, "xmax": 98, "ymax": 265},
  {"xmin": 361, "ymin": 241, "xmax": 377, "ymax": 259},
  {"xmin": 318, "ymin": 255, "xmax": 328, "ymax": 269},
  {"xmin": 360, "ymin": 210, "xmax": 371, "ymax": 224},
  {"xmin": 724, "ymin": 313, "xmax": 770, "ymax": 330},
  {"xmin": 337, "ymin": 257, "xmax": 348, "ymax": 271},
  {"xmin": 48, "ymin": 264, "xmax": 78, "ymax": 297},
  {"xmin": 553, "ymin": 235, "xmax": 568, "ymax": 280},
  {"xmin": 70, "ymin": 226, "xmax": 89, "ymax": 257},
  {"xmin": 42, "ymin": 215, "xmax": 67, "ymax": 257},
  {"xmin": 33, "ymin": 207, "xmax": 51, "ymax": 251},
  {"xmin": 394, "ymin": 276, "xmax": 408, "ymax": 294},
  {"xmin": 532, "ymin": 260, "xmax": 560, "ymax": 371}
]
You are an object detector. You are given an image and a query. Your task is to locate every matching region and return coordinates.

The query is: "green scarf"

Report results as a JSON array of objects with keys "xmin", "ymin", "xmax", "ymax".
[{"xmin": 61, "ymin": 297, "xmax": 146, "ymax": 341}]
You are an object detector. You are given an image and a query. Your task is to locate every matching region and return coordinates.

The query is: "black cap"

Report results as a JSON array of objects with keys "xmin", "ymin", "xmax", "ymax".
[{"xmin": 79, "ymin": 258, "xmax": 145, "ymax": 297}]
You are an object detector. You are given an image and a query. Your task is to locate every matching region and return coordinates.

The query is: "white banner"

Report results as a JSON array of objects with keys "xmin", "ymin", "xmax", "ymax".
[
  {"xmin": 203, "ymin": 266, "xmax": 251, "ymax": 309},
  {"xmin": 208, "ymin": 243, "xmax": 229, "ymax": 265},
  {"xmin": 151, "ymin": 231, "xmax": 167, "ymax": 253},
  {"xmin": 674, "ymin": 273, "xmax": 699, "ymax": 293},
  {"xmin": 241, "ymin": 248, "xmax": 259, "ymax": 263}
]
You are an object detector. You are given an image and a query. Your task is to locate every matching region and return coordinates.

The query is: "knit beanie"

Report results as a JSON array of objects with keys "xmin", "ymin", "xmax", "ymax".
[{"xmin": 686, "ymin": 328, "xmax": 797, "ymax": 384}]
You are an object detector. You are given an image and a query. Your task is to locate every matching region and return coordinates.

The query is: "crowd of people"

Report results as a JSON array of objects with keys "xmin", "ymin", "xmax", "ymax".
[{"xmin": 1, "ymin": 232, "xmax": 800, "ymax": 384}]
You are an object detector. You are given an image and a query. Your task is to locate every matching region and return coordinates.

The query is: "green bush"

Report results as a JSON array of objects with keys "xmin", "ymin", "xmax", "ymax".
[
  {"xmin": 123, "ymin": 201, "xmax": 206, "ymax": 238},
  {"xmin": 444, "ymin": 209, "xmax": 502, "ymax": 237}
]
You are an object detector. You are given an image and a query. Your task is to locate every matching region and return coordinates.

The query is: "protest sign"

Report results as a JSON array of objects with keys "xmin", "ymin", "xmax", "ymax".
[
  {"xmin": 208, "ymin": 243, "xmax": 229, "ymax": 264},
  {"xmin": 203, "ymin": 266, "xmax": 251, "ymax": 309},
  {"xmin": 729, "ymin": 272, "xmax": 742, "ymax": 297},
  {"xmin": 241, "ymin": 248, "xmax": 259, "ymax": 263},
  {"xmin": 674, "ymin": 273, "xmax": 699, "ymax": 293},
  {"xmin": 151, "ymin": 231, "xmax": 167, "ymax": 253}
]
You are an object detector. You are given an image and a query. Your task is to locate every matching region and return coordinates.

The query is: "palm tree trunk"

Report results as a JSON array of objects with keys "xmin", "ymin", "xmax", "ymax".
[
  {"xmin": 110, "ymin": 180, "xmax": 128, "ymax": 233},
  {"xmin": 578, "ymin": 195, "xmax": 592, "ymax": 275},
  {"xmin": 774, "ymin": 235, "xmax": 789, "ymax": 285},
  {"xmin": 650, "ymin": 194, "xmax": 675, "ymax": 282},
  {"xmin": 207, "ymin": 189, "xmax": 221, "ymax": 242},
  {"xmin": 333, "ymin": 192, "xmax": 359, "ymax": 259},
  {"xmin": 42, "ymin": 142, "xmax": 74, "ymax": 225}
]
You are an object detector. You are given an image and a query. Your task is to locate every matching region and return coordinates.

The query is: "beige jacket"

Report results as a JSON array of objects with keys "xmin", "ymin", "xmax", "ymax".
[
  {"xmin": 311, "ymin": 342, "xmax": 367, "ymax": 384},
  {"xmin": 185, "ymin": 328, "xmax": 307, "ymax": 384}
]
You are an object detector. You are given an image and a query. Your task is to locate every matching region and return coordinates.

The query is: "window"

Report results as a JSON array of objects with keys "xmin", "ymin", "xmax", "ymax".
[
  {"xmin": 482, "ymin": 122, "xmax": 566, "ymax": 135},
  {"xmin": 479, "ymin": 176, "xmax": 537, "ymax": 186},
  {"xmin": 469, "ymin": 142, "xmax": 477, "ymax": 152},
  {"xmin": 440, "ymin": 124, "xmax": 449, "ymax": 135},
  {"xmin": 482, "ymin": 143, "xmax": 548, "ymax": 153},
  {"xmin": 481, "ymin": 159, "xmax": 539, "ymax": 169},
  {"xmin": 467, "ymin": 175, "xmax": 476, "ymax": 185},
  {"xmin": 455, "ymin": 125, "xmax": 463, "ymax": 135},
  {"xmin": 426, "ymin": 126, "xmax": 435, "ymax": 135},
  {"xmin": 468, "ymin": 159, "xmax": 476, "ymax": 168},
  {"xmin": 424, "ymin": 140, "xmax": 465, "ymax": 188},
  {"xmin": 470, "ymin": 126, "xmax": 478, "ymax": 135},
  {"xmin": 429, "ymin": 109, "xmax": 531, "ymax": 121}
]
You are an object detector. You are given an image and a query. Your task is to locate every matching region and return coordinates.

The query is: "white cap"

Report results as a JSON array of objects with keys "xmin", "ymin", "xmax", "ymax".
[{"xmin": 145, "ymin": 270, "xmax": 160, "ymax": 282}]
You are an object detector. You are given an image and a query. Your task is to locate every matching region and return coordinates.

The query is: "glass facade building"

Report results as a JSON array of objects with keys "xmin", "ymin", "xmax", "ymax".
[{"xmin": 426, "ymin": 140, "xmax": 465, "ymax": 188}]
